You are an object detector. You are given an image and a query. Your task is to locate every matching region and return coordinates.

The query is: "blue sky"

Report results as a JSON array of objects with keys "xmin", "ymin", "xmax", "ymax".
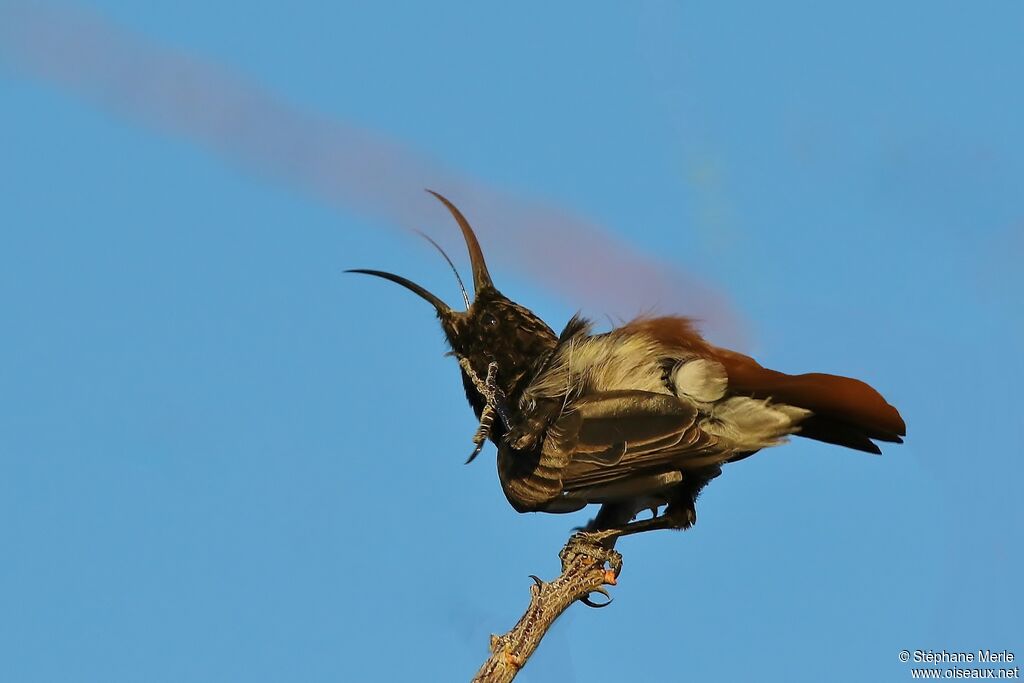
[{"xmin": 1, "ymin": 2, "xmax": 1021, "ymax": 681}]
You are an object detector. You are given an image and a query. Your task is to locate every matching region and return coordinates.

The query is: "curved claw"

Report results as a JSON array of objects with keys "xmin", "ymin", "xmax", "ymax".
[
  {"xmin": 465, "ymin": 443, "xmax": 483, "ymax": 464},
  {"xmin": 581, "ymin": 587, "xmax": 613, "ymax": 608},
  {"xmin": 528, "ymin": 575, "xmax": 544, "ymax": 588}
]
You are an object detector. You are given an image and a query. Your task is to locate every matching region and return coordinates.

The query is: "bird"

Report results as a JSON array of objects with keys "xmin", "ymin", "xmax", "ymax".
[{"xmin": 348, "ymin": 191, "xmax": 906, "ymax": 541}]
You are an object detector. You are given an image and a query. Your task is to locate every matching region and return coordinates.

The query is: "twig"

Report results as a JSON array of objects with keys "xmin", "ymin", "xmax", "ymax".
[{"xmin": 470, "ymin": 534, "xmax": 623, "ymax": 682}]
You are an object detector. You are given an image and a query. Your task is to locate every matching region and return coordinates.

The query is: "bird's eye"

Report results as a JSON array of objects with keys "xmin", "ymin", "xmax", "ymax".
[{"xmin": 482, "ymin": 313, "xmax": 498, "ymax": 327}]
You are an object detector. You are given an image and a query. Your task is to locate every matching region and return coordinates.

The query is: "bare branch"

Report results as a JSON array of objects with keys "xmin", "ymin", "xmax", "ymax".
[{"xmin": 471, "ymin": 534, "xmax": 623, "ymax": 682}]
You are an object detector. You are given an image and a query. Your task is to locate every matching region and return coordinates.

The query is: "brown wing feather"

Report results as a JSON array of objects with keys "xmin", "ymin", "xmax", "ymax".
[
  {"xmin": 496, "ymin": 412, "xmax": 577, "ymax": 512},
  {"xmin": 496, "ymin": 389, "xmax": 728, "ymax": 511},
  {"xmin": 561, "ymin": 427, "xmax": 722, "ymax": 492},
  {"xmin": 555, "ymin": 391, "xmax": 724, "ymax": 492},
  {"xmin": 617, "ymin": 316, "xmax": 712, "ymax": 354}
]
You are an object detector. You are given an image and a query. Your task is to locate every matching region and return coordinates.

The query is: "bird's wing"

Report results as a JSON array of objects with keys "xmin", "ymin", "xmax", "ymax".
[
  {"xmin": 496, "ymin": 389, "xmax": 726, "ymax": 511},
  {"xmin": 548, "ymin": 390, "xmax": 726, "ymax": 492}
]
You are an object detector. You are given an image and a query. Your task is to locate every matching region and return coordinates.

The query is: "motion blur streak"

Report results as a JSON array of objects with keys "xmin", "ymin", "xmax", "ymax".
[{"xmin": 0, "ymin": 2, "xmax": 743, "ymax": 344}]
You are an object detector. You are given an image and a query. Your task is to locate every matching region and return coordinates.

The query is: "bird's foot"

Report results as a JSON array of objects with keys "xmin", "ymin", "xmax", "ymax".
[
  {"xmin": 562, "ymin": 530, "xmax": 623, "ymax": 579},
  {"xmin": 482, "ymin": 361, "xmax": 511, "ymax": 427},
  {"xmin": 460, "ymin": 359, "xmax": 508, "ymax": 463},
  {"xmin": 460, "ymin": 360, "xmax": 507, "ymax": 462}
]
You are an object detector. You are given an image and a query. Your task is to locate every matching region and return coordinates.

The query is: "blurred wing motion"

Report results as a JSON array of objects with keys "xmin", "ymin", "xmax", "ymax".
[{"xmin": 498, "ymin": 315, "xmax": 905, "ymax": 516}]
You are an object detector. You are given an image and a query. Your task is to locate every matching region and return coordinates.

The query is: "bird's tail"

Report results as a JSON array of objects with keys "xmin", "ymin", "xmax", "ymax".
[{"xmin": 715, "ymin": 350, "xmax": 906, "ymax": 454}]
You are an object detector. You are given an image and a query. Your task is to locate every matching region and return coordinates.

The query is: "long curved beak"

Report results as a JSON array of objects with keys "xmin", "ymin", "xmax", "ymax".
[
  {"xmin": 426, "ymin": 190, "xmax": 493, "ymax": 294},
  {"xmin": 348, "ymin": 192, "xmax": 492, "ymax": 315},
  {"xmin": 345, "ymin": 269, "xmax": 452, "ymax": 315}
]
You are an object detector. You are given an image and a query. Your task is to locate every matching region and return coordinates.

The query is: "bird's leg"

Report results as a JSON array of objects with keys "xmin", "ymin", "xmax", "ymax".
[
  {"xmin": 585, "ymin": 506, "xmax": 695, "ymax": 539},
  {"xmin": 573, "ymin": 496, "xmax": 698, "ymax": 551},
  {"xmin": 614, "ymin": 502, "xmax": 697, "ymax": 536},
  {"xmin": 460, "ymin": 358, "xmax": 509, "ymax": 463},
  {"xmin": 482, "ymin": 361, "xmax": 511, "ymax": 428},
  {"xmin": 586, "ymin": 472, "xmax": 715, "ymax": 539}
]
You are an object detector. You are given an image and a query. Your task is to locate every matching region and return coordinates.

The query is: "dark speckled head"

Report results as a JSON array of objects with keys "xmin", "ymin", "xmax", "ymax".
[{"xmin": 348, "ymin": 191, "xmax": 558, "ymax": 408}]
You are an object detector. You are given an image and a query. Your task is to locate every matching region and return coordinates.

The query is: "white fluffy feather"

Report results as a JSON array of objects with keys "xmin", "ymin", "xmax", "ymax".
[
  {"xmin": 521, "ymin": 324, "xmax": 811, "ymax": 454},
  {"xmin": 701, "ymin": 397, "xmax": 810, "ymax": 451},
  {"xmin": 672, "ymin": 358, "xmax": 728, "ymax": 402},
  {"xmin": 522, "ymin": 330, "xmax": 668, "ymax": 405}
]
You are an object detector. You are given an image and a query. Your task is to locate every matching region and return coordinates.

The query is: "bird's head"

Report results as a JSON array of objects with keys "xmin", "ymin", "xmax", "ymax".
[{"xmin": 348, "ymin": 191, "xmax": 557, "ymax": 409}]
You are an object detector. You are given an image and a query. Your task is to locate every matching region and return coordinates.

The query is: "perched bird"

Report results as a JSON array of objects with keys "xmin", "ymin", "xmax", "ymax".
[{"xmin": 349, "ymin": 191, "xmax": 905, "ymax": 539}]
